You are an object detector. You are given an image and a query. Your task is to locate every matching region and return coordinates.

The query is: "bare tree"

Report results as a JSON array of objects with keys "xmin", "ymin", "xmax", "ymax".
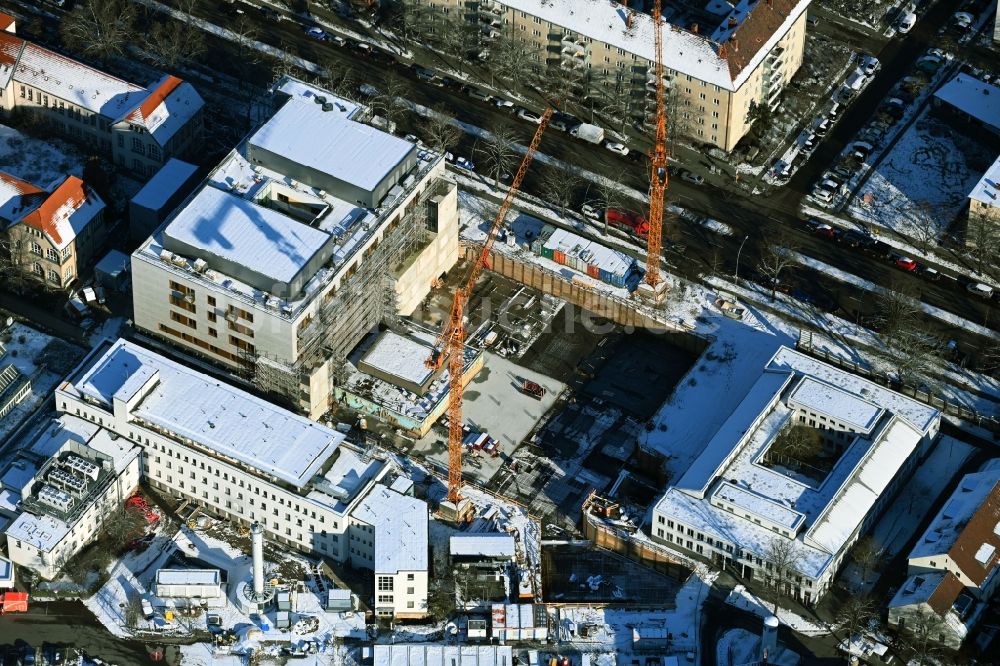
[
  {"xmin": 762, "ymin": 537, "xmax": 803, "ymax": 613},
  {"xmin": 850, "ymin": 536, "xmax": 884, "ymax": 588},
  {"xmin": 0, "ymin": 234, "xmax": 40, "ymax": 295},
  {"xmin": 871, "ymin": 285, "xmax": 946, "ymax": 385},
  {"xmin": 477, "ymin": 121, "xmax": 521, "ymax": 182},
  {"xmin": 897, "ymin": 608, "xmax": 947, "ymax": 666},
  {"xmin": 757, "ymin": 235, "xmax": 797, "ymax": 300},
  {"xmin": 589, "ymin": 181, "xmax": 628, "ymax": 235},
  {"xmin": 539, "ymin": 165, "xmax": 581, "ymax": 219},
  {"xmin": 836, "ymin": 595, "xmax": 878, "ymax": 643},
  {"xmin": 370, "ymin": 73, "xmax": 411, "ymax": 131},
  {"xmin": 145, "ymin": 0, "xmax": 206, "ymax": 69},
  {"xmin": 420, "ymin": 103, "xmax": 463, "ymax": 154},
  {"xmin": 770, "ymin": 424, "xmax": 824, "ymax": 461},
  {"xmin": 490, "ymin": 34, "xmax": 541, "ymax": 89},
  {"xmin": 60, "ymin": 0, "xmax": 138, "ymax": 61},
  {"xmin": 966, "ymin": 216, "xmax": 1000, "ymax": 277},
  {"xmin": 873, "ymin": 284, "xmax": 921, "ymax": 347}
]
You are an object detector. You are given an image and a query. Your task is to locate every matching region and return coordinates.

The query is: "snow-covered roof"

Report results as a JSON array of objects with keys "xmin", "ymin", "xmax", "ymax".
[
  {"xmin": 352, "ymin": 485, "xmax": 428, "ymax": 574},
  {"xmin": 449, "ymin": 533, "xmax": 517, "ymax": 559},
  {"xmin": 374, "ymin": 644, "xmax": 513, "ymax": 666},
  {"xmin": 909, "ymin": 467, "xmax": 1000, "ymax": 585},
  {"xmin": 889, "ymin": 571, "xmax": 963, "ymax": 616},
  {"xmin": 274, "ymin": 76, "xmax": 361, "ymax": 119},
  {"xmin": 306, "ymin": 447, "xmax": 384, "ymax": 513},
  {"xmin": 788, "ymin": 376, "xmax": 883, "ymax": 433},
  {"xmin": 359, "ymin": 331, "xmax": 436, "ymax": 389},
  {"xmin": 492, "ymin": 0, "xmax": 810, "ymax": 91},
  {"xmin": 155, "ymin": 568, "xmax": 221, "ymax": 587},
  {"xmin": 0, "ymin": 489, "xmax": 19, "ymax": 515},
  {"xmin": 248, "ymin": 96, "xmax": 415, "ymax": 194},
  {"xmin": 131, "ymin": 158, "xmax": 199, "ymax": 211},
  {"xmin": 804, "ymin": 416, "xmax": 921, "ymax": 553},
  {"xmin": 120, "ymin": 75, "xmax": 203, "ymax": 146},
  {"xmin": 1, "ymin": 172, "xmax": 104, "ymax": 250},
  {"xmin": 5, "ymin": 511, "xmax": 69, "ymax": 552},
  {"xmin": 13, "ymin": 41, "xmax": 146, "ymax": 118},
  {"xmin": 94, "ymin": 248, "xmax": 131, "ymax": 279},
  {"xmin": 969, "ymin": 154, "xmax": 1000, "ymax": 207},
  {"xmin": 27, "ymin": 415, "xmax": 101, "ymax": 460},
  {"xmin": 0, "ymin": 461, "xmax": 37, "ymax": 494},
  {"xmin": 67, "ymin": 339, "xmax": 344, "ymax": 488},
  {"xmin": 85, "ymin": 427, "xmax": 140, "ymax": 474},
  {"xmin": 767, "ymin": 347, "xmax": 938, "ymax": 433},
  {"xmin": 674, "ymin": 370, "xmax": 792, "ymax": 496},
  {"xmin": 934, "ymin": 73, "xmax": 1000, "ymax": 131},
  {"xmin": 161, "ymin": 185, "xmax": 334, "ymax": 291},
  {"xmin": 0, "ymin": 169, "xmax": 44, "ymax": 222}
]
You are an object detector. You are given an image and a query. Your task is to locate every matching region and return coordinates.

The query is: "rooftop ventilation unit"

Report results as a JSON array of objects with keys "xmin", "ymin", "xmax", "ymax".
[
  {"xmin": 48, "ymin": 467, "xmax": 88, "ymax": 497},
  {"xmin": 38, "ymin": 484, "xmax": 74, "ymax": 512},
  {"xmin": 64, "ymin": 455, "xmax": 100, "ymax": 481},
  {"xmin": 193, "ymin": 258, "xmax": 209, "ymax": 273}
]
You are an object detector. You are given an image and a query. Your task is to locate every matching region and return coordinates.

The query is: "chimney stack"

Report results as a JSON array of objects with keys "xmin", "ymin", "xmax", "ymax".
[{"xmin": 251, "ymin": 521, "xmax": 264, "ymax": 597}]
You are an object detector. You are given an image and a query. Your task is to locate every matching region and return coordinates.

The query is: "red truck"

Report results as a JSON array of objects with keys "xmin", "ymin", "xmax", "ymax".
[
  {"xmin": 519, "ymin": 379, "xmax": 546, "ymax": 400},
  {"xmin": 604, "ymin": 208, "xmax": 649, "ymax": 238}
]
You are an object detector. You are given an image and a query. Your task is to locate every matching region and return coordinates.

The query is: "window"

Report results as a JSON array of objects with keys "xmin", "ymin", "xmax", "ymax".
[
  {"xmin": 407, "ymin": 573, "xmax": 415, "ymax": 581},
  {"xmin": 208, "ymin": 327, "xmax": 218, "ymax": 338},
  {"xmin": 170, "ymin": 311, "xmax": 197, "ymax": 329},
  {"xmin": 32, "ymin": 262, "xmax": 43, "ymax": 276},
  {"xmin": 377, "ymin": 576, "xmax": 394, "ymax": 591},
  {"xmin": 132, "ymin": 137, "xmax": 144, "ymax": 152},
  {"xmin": 117, "ymin": 133, "xmax": 124, "ymax": 147},
  {"xmin": 30, "ymin": 242, "xmax": 42, "ymax": 256},
  {"xmin": 61, "ymin": 247, "xmax": 72, "ymax": 260},
  {"xmin": 133, "ymin": 158, "xmax": 143, "ymax": 172},
  {"xmin": 46, "ymin": 248, "xmax": 59, "ymax": 263},
  {"xmin": 48, "ymin": 270, "xmax": 60, "ymax": 284},
  {"xmin": 148, "ymin": 145, "xmax": 161, "ymax": 161}
]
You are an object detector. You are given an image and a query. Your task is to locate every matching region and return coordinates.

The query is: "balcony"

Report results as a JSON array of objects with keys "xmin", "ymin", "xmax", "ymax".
[
  {"xmin": 479, "ymin": 14, "xmax": 501, "ymax": 28},
  {"xmin": 479, "ymin": 0, "xmax": 500, "ymax": 10}
]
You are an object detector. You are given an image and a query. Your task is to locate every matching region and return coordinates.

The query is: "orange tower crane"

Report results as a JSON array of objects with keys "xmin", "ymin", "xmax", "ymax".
[
  {"xmin": 430, "ymin": 108, "xmax": 553, "ymax": 504},
  {"xmin": 645, "ymin": 0, "xmax": 669, "ymax": 289}
]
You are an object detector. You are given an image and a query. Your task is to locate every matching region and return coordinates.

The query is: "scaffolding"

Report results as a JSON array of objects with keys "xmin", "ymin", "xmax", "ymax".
[{"xmin": 239, "ymin": 180, "xmax": 447, "ymax": 410}]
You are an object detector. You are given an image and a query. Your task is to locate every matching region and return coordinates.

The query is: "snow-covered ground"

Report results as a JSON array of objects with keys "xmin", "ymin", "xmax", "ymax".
[
  {"xmin": 84, "ymin": 519, "xmax": 365, "ymax": 657},
  {"xmin": 846, "ymin": 112, "xmax": 992, "ymax": 243},
  {"xmin": 716, "ymin": 627, "xmax": 800, "ymax": 666},
  {"xmin": 0, "ymin": 124, "xmax": 84, "ymax": 186},
  {"xmin": 725, "ymin": 585, "xmax": 829, "ymax": 636}
]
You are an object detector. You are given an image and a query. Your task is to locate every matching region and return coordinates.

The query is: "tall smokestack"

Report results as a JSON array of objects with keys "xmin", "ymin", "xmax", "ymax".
[
  {"xmin": 762, "ymin": 615, "xmax": 779, "ymax": 659},
  {"xmin": 251, "ymin": 522, "xmax": 264, "ymax": 597}
]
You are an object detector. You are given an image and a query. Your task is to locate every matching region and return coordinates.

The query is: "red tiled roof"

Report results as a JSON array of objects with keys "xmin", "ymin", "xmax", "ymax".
[
  {"xmin": 0, "ymin": 12, "xmax": 14, "ymax": 33},
  {"xmin": 926, "ymin": 571, "xmax": 964, "ymax": 616},
  {"xmin": 126, "ymin": 74, "xmax": 183, "ymax": 125},
  {"xmin": 949, "ymin": 478, "xmax": 1000, "ymax": 587},
  {"xmin": 20, "ymin": 175, "xmax": 88, "ymax": 246},
  {"xmin": 0, "ymin": 30, "xmax": 24, "ymax": 67},
  {"xmin": 721, "ymin": 0, "xmax": 799, "ymax": 81},
  {"xmin": 0, "ymin": 170, "xmax": 44, "ymax": 198}
]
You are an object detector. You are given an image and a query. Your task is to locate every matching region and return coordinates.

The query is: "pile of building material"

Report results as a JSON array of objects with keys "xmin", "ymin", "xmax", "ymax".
[{"xmin": 530, "ymin": 226, "xmax": 642, "ymax": 290}]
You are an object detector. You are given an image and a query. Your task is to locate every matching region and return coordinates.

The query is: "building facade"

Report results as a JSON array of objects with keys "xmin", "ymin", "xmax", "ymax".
[
  {"xmin": 966, "ymin": 155, "xmax": 1000, "ymax": 248},
  {"xmin": 413, "ymin": 0, "xmax": 810, "ymax": 151},
  {"xmin": 0, "ymin": 25, "xmax": 203, "ymax": 178},
  {"xmin": 650, "ymin": 347, "xmax": 941, "ymax": 603},
  {"xmin": 47, "ymin": 338, "xmax": 427, "ymax": 617},
  {"xmin": 130, "ymin": 78, "xmax": 460, "ymax": 419},
  {"xmin": 1, "ymin": 171, "xmax": 106, "ymax": 290},
  {"xmin": 3, "ymin": 417, "xmax": 142, "ymax": 579}
]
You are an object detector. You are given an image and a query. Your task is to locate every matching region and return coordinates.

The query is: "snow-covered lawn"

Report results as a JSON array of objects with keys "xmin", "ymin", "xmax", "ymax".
[
  {"xmin": 847, "ymin": 114, "xmax": 992, "ymax": 243},
  {"xmin": 0, "ymin": 124, "xmax": 84, "ymax": 186},
  {"xmin": 726, "ymin": 584, "xmax": 830, "ymax": 635}
]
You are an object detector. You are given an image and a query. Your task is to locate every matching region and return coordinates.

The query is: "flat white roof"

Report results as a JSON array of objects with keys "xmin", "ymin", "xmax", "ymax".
[
  {"xmin": 248, "ymin": 96, "xmax": 415, "ymax": 193},
  {"xmin": 789, "ymin": 376, "xmax": 883, "ymax": 432},
  {"xmin": 360, "ymin": 331, "xmax": 435, "ymax": 388},
  {"xmin": 767, "ymin": 347, "xmax": 939, "ymax": 433},
  {"xmin": 0, "ymin": 461, "xmax": 37, "ymax": 494},
  {"xmin": 934, "ymin": 73, "xmax": 1000, "ymax": 130},
  {"xmin": 352, "ymin": 485, "xmax": 428, "ymax": 574},
  {"xmin": 374, "ymin": 644, "xmax": 513, "ymax": 666},
  {"xmin": 969, "ymin": 154, "xmax": 1000, "ymax": 206},
  {"xmin": 5, "ymin": 511, "xmax": 69, "ymax": 552},
  {"xmin": 162, "ymin": 185, "xmax": 332, "ymax": 288},
  {"xmin": 449, "ymin": 533, "xmax": 517, "ymax": 559},
  {"xmin": 68, "ymin": 339, "xmax": 344, "ymax": 487},
  {"xmin": 156, "ymin": 568, "xmax": 221, "ymax": 586},
  {"xmin": 131, "ymin": 158, "xmax": 198, "ymax": 211}
]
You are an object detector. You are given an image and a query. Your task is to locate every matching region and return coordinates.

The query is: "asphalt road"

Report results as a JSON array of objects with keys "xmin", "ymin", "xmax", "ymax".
[{"xmin": 8, "ymin": 0, "xmax": 996, "ymax": 360}]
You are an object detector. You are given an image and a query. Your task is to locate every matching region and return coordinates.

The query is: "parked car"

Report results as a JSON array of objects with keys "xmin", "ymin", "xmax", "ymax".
[
  {"xmin": 839, "ymin": 230, "xmax": 867, "ymax": 247},
  {"xmin": 494, "ymin": 98, "xmax": 515, "ymax": 110},
  {"xmin": 516, "ymin": 108, "xmax": 542, "ymax": 123},
  {"xmin": 412, "ymin": 65, "xmax": 436, "ymax": 82},
  {"xmin": 967, "ymin": 282, "xmax": 994, "ymax": 297},
  {"xmin": 679, "ymin": 169, "xmax": 704, "ymax": 185},
  {"xmin": 802, "ymin": 133, "xmax": 819, "ymax": 151},
  {"xmin": 952, "ymin": 11, "xmax": 974, "ymax": 31},
  {"xmin": 581, "ymin": 204, "xmax": 602, "ymax": 220},
  {"xmin": 894, "ymin": 256, "xmax": 918, "ymax": 271},
  {"xmin": 828, "ymin": 102, "xmax": 842, "ymax": 118},
  {"xmin": 896, "ymin": 11, "xmax": 917, "ymax": 33},
  {"xmin": 917, "ymin": 265, "xmax": 940, "ymax": 280},
  {"xmin": 454, "ymin": 156, "xmax": 475, "ymax": 171},
  {"xmin": 604, "ymin": 141, "xmax": 630, "ymax": 156},
  {"xmin": 305, "ymin": 26, "xmax": 327, "ymax": 40},
  {"xmin": 402, "ymin": 133, "xmax": 422, "ymax": 145},
  {"xmin": 813, "ymin": 223, "xmax": 836, "ymax": 237},
  {"xmin": 916, "ymin": 56, "xmax": 943, "ymax": 73},
  {"xmin": 815, "ymin": 118, "xmax": 832, "ymax": 136},
  {"xmin": 463, "ymin": 86, "xmax": 492, "ymax": 102},
  {"xmin": 860, "ymin": 54, "xmax": 881, "ymax": 76},
  {"xmin": 812, "ymin": 188, "xmax": 834, "ymax": 204}
]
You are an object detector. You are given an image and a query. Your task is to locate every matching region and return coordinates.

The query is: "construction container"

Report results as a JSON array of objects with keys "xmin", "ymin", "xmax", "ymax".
[
  {"xmin": 531, "ymin": 225, "xmax": 556, "ymax": 255},
  {"xmin": 552, "ymin": 250, "xmax": 566, "ymax": 265}
]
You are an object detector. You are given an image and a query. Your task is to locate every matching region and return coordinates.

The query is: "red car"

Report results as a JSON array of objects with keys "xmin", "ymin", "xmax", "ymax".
[
  {"xmin": 813, "ymin": 223, "xmax": 836, "ymax": 238},
  {"xmin": 894, "ymin": 256, "xmax": 918, "ymax": 271},
  {"xmin": 604, "ymin": 207, "xmax": 650, "ymax": 238}
]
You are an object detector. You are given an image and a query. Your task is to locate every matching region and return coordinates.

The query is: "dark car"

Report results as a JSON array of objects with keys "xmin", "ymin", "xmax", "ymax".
[{"xmin": 838, "ymin": 230, "xmax": 867, "ymax": 247}]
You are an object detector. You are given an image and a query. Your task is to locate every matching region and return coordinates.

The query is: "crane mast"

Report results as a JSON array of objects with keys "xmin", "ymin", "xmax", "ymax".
[
  {"xmin": 646, "ymin": 0, "xmax": 669, "ymax": 289},
  {"xmin": 433, "ymin": 109, "xmax": 553, "ymax": 504}
]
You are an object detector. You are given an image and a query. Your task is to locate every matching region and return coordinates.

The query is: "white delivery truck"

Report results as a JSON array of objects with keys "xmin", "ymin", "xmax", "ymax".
[{"xmin": 570, "ymin": 123, "xmax": 605, "ymax": 145}]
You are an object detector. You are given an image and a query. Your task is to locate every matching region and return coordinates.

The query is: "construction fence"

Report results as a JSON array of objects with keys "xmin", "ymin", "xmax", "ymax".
[{"xmin": 580, "ymin": 507, "xmax": 691, "ymax": 581}]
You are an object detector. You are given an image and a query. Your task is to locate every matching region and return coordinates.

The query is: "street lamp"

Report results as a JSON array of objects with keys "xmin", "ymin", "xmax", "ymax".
[{"xmin": 734, "ymin": 235, "xmax": 749, "ymax": 289}]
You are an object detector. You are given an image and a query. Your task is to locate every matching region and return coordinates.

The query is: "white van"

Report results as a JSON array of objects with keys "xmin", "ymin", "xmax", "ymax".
[
  {"xmin": 897, "ymin": 11, "xmax": 917, "ymax": 33},
  {"xmin": 966, "ymin": 282, "xmax": 994, "ymax": 298},
  {"xmin": 846, "ymin": 70, "xmax": 868, "ymax": 92}
]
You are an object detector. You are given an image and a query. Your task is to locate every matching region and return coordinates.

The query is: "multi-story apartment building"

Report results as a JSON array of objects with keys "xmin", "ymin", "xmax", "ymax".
[
  {"xmin": 966, "ymin": 154, "xmax": 1000, "ymax": 247},
  {"xmin": 0, "ymin": 19, "xmax": 204, "ymax": 178},
  {"xmin": 3, "ymin": 415, "xmax": 142, "ymax": 579},
  {"xmin": 130, "ymin": 77, "xmax": 459, "ymax": 419},
  {"xmin": 417, "ymin": 0, "xmax": 810, "ymax": 151},
  {"xmin": 651, "ymin": 347, "xmax": 940, "ymax": 604},
  {"xmin": 44, "ymin": 338, "xmax": 428, "ymax": 617},
  {"xmin": 1, "ymin": 171, "xmax": 106, "ymax": 290}
]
